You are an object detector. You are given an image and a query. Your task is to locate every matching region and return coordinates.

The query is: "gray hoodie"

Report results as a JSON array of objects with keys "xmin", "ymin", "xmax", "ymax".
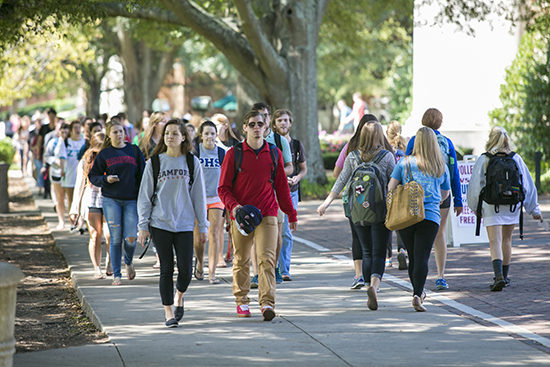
[{"xmin": 138, "ymin": 153, "xmax": 209, "ymax": 233}]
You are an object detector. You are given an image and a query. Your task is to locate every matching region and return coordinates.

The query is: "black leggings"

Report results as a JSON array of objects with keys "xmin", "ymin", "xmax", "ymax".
[
  {"xmin": 398, "ymin": 220, "xmax": 439, "ymax": 297},
  {"xmin": 349, "ymin": 218, "xmax": 362, "ymax": 261},
  {"xmin": 150, "ymin": 227, "xmax": 194, "ymax": 306},
  {"xmin": 386, "ymin": 231, "xmax": 405, "ymax": 258},
  {"xmin": 354, "ymin": 223, "xmax": 390, "ymax": 281}
]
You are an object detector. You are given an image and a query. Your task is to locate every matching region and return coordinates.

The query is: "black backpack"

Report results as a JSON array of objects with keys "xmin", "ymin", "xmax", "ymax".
[
  {"xmin": 149, "ymin": 152, "xmax": 195, "ymax": 204},
  {"xmin": 475, "ymin": 152, "xmax": 525, "ymax": 239},
  {"xmin": 233, "ymin": 142, "xmax": 278, "ymax": 189}
]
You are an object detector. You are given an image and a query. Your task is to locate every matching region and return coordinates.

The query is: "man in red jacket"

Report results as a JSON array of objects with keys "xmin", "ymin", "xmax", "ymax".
[{"xmin": 218, "ymin": 110, "xmax": 297, "ymax": 321}]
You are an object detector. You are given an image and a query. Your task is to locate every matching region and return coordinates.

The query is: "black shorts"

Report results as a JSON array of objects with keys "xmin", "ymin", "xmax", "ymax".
[
  {"xmin": 51, "ymin": 176, "xmax": 62, "ymax": 182},
  {"xmin": 88, "ymin": 207, "xmax": 102, "ymax": 214},
  {"xmin": 440, "ymin": 195, "xmax": 451, "ymax": 209}
]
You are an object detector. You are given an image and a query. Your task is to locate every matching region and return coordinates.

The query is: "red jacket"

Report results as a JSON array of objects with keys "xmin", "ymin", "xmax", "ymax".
[{"xmin": 218, "ymin": 141, "xmax": 297, "ymax": 222}]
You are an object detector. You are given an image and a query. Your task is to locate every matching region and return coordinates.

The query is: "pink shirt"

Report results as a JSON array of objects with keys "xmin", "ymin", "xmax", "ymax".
[{"xmin": 335, "ymin": 143, "xmax": 349, "ymax": 169}]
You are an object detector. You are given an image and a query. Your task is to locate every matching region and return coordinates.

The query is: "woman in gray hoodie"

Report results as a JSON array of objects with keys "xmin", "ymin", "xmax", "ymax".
[{"xmin": 137, "ymin": 119, "xmax": 209, "ymax": 328}]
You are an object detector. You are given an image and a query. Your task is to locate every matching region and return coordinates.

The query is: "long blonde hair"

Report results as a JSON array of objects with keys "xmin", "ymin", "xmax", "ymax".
[
  {"xmin": 139, "ymin": 112, "xmax": 166, "ymax": 160},
  {"xmin": 412, "ymin": 127, "xmax": 445, "ymax": 177},
  {"xmin": 358, "ymin": 122, "xmax": 386, "ymax": 162},
  {"xmin": 212, "ymin": 113, "xmax": 239, "ymax": 142},
  {"xmin": 386, "ymin": 120, "xmax": 407, "ymax": 152},
  {"xmin": 485, "ymin": 126, "xmax": 512, "ymax": 154}
]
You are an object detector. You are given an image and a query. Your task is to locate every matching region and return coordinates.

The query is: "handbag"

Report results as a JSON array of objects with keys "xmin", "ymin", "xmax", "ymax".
[{"xmin": 385, "ymin": 158, "xmax": 425, "ymax": 231}]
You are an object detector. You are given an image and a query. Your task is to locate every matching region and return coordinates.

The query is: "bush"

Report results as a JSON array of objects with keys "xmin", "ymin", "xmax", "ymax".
[
  {"xmin": 322, "ymin": 152, "xmax": 339, "ymax": 170},
  {"xmin": 0, "ymin": 138, "xmax": 15, "ymax": 165},
  {"xmin": 301, "ymin": 175, "xmax": 336, "ymax": 200}
]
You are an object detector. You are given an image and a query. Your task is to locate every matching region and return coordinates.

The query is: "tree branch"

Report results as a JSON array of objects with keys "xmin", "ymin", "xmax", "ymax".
[
  {"xmin": 101, "ymin": 1, "xmax": 270, "ymax": 95},
  {"xmin": 233, "ymin": 0, "xmax": 289, "ymax": 83}
]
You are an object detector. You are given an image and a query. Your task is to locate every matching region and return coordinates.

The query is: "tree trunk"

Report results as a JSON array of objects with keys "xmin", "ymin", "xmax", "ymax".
[
  {"xmin": 85, "ymin": 81, "xmax": 101, "ymax": 119},
  {"xmin": 115, "ymin": 28, "xmax": 178, "ymax": 124}
]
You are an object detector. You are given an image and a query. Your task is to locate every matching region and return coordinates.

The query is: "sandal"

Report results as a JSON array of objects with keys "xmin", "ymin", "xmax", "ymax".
[
  {"xmin": 112, "ymin": 277, "xmax": 121, "ymax": 286},
  {"xmin": 216, "ymin": 262, "xmax": 227, "ymax": 268},
  {"xmin": 194, "ymin": 268, "xmax": 204, "ymax": 281},
  {"xmin": 209, "ymin": 277, "xmax": 221, "ymax": 284}
]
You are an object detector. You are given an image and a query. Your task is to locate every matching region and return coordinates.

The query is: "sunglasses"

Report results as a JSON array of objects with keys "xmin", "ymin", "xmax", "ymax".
[{"xmin": 246, "ymin": 121, "xmax": 266, "ymax": 128}]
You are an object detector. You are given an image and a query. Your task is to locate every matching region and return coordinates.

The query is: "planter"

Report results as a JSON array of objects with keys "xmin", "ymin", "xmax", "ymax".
[
  {"xmin": 0, "ymin": 163, "xmax": 9, "ymax": 213},
  {"xmin": 0, "ymin": 262, "xmax": 23, "ymax": 367}
]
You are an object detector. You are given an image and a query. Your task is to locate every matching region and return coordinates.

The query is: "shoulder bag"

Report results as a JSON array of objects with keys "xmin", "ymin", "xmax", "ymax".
[{"xmin": 385, "ymin": 157, "xmax": 425, "ymax": 231}]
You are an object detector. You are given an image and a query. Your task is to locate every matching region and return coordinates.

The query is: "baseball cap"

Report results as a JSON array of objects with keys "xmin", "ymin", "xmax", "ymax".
[{"xmin": 235, "ymin": 205, "xmax": 263, "ymax": 236}]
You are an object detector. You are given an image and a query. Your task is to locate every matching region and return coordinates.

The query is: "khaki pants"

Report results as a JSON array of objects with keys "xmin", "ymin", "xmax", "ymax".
[{"xmin": 231, "ymin": 216, "xmax": 278, "ymax": 308}]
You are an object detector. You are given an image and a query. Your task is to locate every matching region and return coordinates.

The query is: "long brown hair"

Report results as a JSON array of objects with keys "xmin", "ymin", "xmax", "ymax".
[
  {"xmin": 139, "ymin": 112, "xmax": 166, "ymax": 160},
  {"xmin": 346, "ymin": 114, "xmax": 379, "ymax": 157},
  {"xmin": 358, "ymin": 122, "xmax": 386, "ymax": 162},
  {"xmin": 101, "ymin": 120, "xmax": 124, "ymax": 150},
  {"xmin": 83, "ymin": 132, "xmax": 105, "ymax": 184},
  {"xmin": 150, "ymin": 119, "xmax": 193, "ymax": 156},
  {"xmin": 412, "ymin": 127, "xmax": 445, "ymax": 177}
]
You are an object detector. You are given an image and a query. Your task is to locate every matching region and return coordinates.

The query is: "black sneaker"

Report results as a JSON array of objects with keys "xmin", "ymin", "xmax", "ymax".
[
  {"xmin": 165, "ymin": 318, "xmax": 179, "ymax": 328},
  {"xmin": 504, "ymin": 277, "xmax": 511, "ymax": 287},
  {"xmin": 490, "ymin": 274, "xmax": 506, "ymax": 292}
]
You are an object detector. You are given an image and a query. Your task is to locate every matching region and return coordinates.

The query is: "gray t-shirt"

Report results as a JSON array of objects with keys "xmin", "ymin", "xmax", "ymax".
[{"xmin": 199, "ymin": 144, "xmax": 223, "ymax": 203}]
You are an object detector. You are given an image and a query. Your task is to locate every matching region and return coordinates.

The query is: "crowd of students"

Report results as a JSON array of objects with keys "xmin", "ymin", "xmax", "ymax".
[
  {"xmin": 319, "ymin": 108, "xmax": 542, "ymax": 312},
  {"xmin": 8, "ymin": 104, "xmax": 542, "ymax": 325}
]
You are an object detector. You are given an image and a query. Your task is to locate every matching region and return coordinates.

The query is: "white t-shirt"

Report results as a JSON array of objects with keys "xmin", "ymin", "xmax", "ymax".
[{"xmin": 60, "ymin": 138, "xmax": 85, "ymax": 188}]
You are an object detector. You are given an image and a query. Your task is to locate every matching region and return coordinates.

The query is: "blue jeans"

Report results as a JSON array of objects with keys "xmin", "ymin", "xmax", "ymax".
[
  {"xmin": 34, "ymin": 158, "xmax": 44, "ymax": 188},
  {"xmin": 354, "ymin": 223, "xmax": 390, "ymax": 283},
  {"xmin": 102, "ymin": 197, "xmax": 138, "ymax": 279},
  {"xmin": 278, "ymin": 190, "xmax": 299, "ymax": 276}
]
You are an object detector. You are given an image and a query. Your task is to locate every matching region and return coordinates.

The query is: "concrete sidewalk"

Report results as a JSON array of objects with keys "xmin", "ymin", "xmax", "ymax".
[{"xmin": 14, "ymin": 175, "xmax": 550, "ymax": 366}]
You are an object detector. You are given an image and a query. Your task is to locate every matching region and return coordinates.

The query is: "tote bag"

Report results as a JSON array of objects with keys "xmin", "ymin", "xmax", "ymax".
[{"xmin": 385, "ymin": 158, "xmax": 425, "ymax": 231}]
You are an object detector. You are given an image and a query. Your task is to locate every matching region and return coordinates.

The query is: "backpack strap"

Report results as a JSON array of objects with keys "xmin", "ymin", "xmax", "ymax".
[
  {"xmin": 151, "ymin": 154, "xmax": 160, "ymax": 204},
  {"xmin": 274, "ymin": 132, "xmax": 282, "ymax": 151},
  {"xmin": 186, "ymin": 152, "xmax": 195, "ymax": 188},
  {"xmin": 292, "ymin": 138, "xmax": 302, "ymax": 202},
  {"xmin": 268, "ymin": 142, "xmax": 279, "ymax": 190},
  {"xmin": 217, "ymin": 146, "xmax": 226, "ymax": 166},
  {"xmin": 232, "ymin": 142, "xmax": 244, "ymax": 187}
]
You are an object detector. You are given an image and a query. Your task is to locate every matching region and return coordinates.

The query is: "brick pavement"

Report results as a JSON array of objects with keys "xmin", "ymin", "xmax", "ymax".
[{"xmin": 296, "ymin": 197, "xmax": 550, "ymax": 341}]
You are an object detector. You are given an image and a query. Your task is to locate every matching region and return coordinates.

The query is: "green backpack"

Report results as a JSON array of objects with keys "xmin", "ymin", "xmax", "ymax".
[{"xmin": 343, "ymin": 149, "xmax": 389, "ymax": 226}]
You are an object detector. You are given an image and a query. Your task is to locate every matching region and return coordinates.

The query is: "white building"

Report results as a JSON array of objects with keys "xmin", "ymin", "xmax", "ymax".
[{"xmin": 405, "ymin": 1, "xmax": 522, "ymax": 155}]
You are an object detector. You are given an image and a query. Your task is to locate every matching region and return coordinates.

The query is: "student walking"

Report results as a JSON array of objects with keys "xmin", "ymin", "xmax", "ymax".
[
  {"xmin": 61, "ymin": 120, "xmax": 85, "ymax": 218},
  {"xmin": 193, "ymin": 121, "xmax": 226, "ymax": 284},
  {"xmin": 272, "ymin": 109, "xmax": 307, "ymax": 281},
  {"xmin": 467, "ymin": 126, "xmax": 542, "ymax": 291},
  {"xmin": 88, "ymin": 120, "xmax": 146, "ymax": 286},
  {"xmin": 318, "ymin": 122, "xmax": 395, "ymax": 311},
  {"xmin": 138, "ymin": 119, "xmax": 208, "ymax": 328},
  {"xmin": 385, "ymin": 120, "xmax": 408, "ymax": 270},
  {"xmin": 405, "ymin": 108, "xmax": 463, "ymax": 290},
  {"xmin": 218, "ymin": 110, "xmax": 297, "ymax": 321},
  {"xmin": 388, "ymin": 127, "xmax": 450, "ymax": 311},
  {"xmin": 333, "ymin": 115, "xmax": 390, "ymax": 289},
  {"xmin": 69, "ymin": 132, "xmax": 111, "ymax": 279},
  {"xmin": 44, "ymin": 123, "xmax": 70, "ymax": 230}
]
